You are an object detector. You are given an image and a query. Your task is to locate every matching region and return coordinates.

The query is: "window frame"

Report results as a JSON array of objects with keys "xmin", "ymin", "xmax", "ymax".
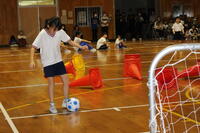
[
  {"xmin": 18, "ymin": 0, "xmax": 56, "ymax": 7},
  {"xmin": 74, "ymin": 6, "xmax": 102, "ymax": 27}
]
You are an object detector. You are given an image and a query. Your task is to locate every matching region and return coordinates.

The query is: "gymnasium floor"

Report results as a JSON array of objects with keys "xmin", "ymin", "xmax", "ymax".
[{"xmin": 0, "ymin": 40, "xmax": 200, "ymax": 133}]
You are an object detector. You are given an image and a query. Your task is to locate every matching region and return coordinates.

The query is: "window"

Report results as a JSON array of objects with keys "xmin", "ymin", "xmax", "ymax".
[
  {"xmin": 18, "ymin": 0, "xmax": 55, "ymax": 6},
  {"xmin": 75, "ymin": 7, "xmax": 101, "ymax": 26}
]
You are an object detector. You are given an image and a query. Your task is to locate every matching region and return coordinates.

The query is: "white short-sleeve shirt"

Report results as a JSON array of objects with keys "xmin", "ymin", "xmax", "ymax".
[
  {"xmin": 115, "ymin": 38, "xmax": 121, "ymax": 45},
  {"xmin": 74, "ymin": 37, "xmax": 82, "ymax": 44},
  {"xmin": 32, "ymin": 29, "xmax": 71, "ymax": 67},
  {"xmin": 172, "ymin": 23, "xmax": 184, "ymax": 32},
  {"xmin": 73, "ymin": 37, "xmax": 82, "ymax": 51},
  {"xmin": 96, "ymin": 37, "xmax": 106, "ymax": 49}
]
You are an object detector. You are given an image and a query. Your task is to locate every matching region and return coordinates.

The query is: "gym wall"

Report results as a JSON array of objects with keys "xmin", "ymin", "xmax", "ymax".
[{"xmin": 0, "ymin": 0, "xmax": 18, "ymax": 45}]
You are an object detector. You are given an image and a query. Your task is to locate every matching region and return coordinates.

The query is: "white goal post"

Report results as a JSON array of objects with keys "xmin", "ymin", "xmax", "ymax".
[{"xmin": 148, "ymin": 43, "xmax": 200, "ymax": 133}]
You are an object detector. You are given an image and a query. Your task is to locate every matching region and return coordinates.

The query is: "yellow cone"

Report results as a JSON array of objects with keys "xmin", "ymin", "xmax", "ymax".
[{"xmin": 72, "ymin": 54, "xmax": 85, "ymax": 78}]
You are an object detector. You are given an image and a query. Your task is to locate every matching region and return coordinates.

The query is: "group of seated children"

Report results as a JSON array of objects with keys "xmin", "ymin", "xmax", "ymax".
[
  {"xmin": 10, "ymin": 29, "xmax": 126, "ymax": 51},
  {"xmin": 96, "ymin": 33, "xmax": 127, "ymax": 50},
  {"xmin": 185, "ymin": 25, "xmax": 200, "ymax": 40},
  {"xmin": 73, "ymin": 32, "xmax": 127, "ymax": 52}
]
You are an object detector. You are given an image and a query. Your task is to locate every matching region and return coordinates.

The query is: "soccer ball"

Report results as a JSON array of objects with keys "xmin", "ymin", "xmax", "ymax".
[{"xmin": 67, "ymin": 98, "xmax": 80, "ymax": 112}]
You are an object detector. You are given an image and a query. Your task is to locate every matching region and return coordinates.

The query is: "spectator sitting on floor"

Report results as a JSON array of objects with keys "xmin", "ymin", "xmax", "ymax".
[
  {"xmin": 96, "ymin": 33, "xmax": 110, "ymax": 50},
  {"xmin": 9, "ymin": 35, "xmax": 18, "ymax": 47},
  {"xmin": 184, "ymin": 29, "xmax": 191, "ymax": 40},
  {"xmin": 74, "ymin": 32, "xmax": 96, "ymax": 53},
  {"xmin": 189, "ymin": 25, "xmax": 199, "ymax": 40},
  {"xmin": 17, "ymin": 30, "xmax": 27, "ymax": 47},
  {"xmin": 115, "ymin": 35, "xmax": 127, "ymax": 48}
]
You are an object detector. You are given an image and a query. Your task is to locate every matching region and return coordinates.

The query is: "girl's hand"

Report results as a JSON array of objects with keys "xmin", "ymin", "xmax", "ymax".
[{"xmin": 30, "ymin": 61, "xmax": 36, "ymax": 69}]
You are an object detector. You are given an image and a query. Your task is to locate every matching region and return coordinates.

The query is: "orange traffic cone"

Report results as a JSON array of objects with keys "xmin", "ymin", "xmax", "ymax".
[
  {"xmin": 178, "ymin": 64, "xmax": 200, "ymax": 78},
  {"xmin": 69, "ymin": 68, "xmax": 103, "ymax": 89},
  {"xmin": 123, "ymin": 54, "xmax": 142, "ymax": 80},
  {"xmin": 128, "ymin": 63, "xmax": 142, "ymax": 80},
  {"xmin": 156, "ymin": 67, "xmax": 178, "ymax": 90},
  {"xmin": 65, "ymin": 61, "xmax": 75, "ymax": 75}
]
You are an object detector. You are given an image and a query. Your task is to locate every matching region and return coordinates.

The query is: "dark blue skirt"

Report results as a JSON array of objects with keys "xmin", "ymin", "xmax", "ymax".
[{"xmin": 44, "ymin": 61, "xmax": 66, "ymax": 78}]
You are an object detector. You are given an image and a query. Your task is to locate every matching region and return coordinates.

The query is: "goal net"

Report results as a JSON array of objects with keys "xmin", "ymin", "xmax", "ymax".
[{"xmin": 148, "ymin": 44, "xmax": 200, "ymax": 133}]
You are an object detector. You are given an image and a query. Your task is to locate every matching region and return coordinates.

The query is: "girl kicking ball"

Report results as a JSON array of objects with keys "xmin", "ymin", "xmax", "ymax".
[{"xmin": 30, "ymin": 17, "xmax": 87, "ymax": 113}]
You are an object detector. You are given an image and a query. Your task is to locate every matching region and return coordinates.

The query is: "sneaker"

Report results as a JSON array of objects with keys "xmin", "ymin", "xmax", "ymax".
[
  {"xmin": 62, "ymin": 98, "xmax": 69, "ymax": 108},
  {"xmin": 49, "ymin": 102, "xmax": 58, "ymax": 114},
  {"xmin": 90, "ymin": 48, "xmax": 96, "ymax": 53}
]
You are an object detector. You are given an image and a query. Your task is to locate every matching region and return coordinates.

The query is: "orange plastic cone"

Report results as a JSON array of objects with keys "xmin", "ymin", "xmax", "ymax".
[
  {"xmin": 124, "ymin": 54, "xmax": 140, "ymax": 60},
  {"xmin": 69, "ymin": 68, "xmax": 103, "ymax": 89},
  {"xmin": 65, "ymin": 61, "xmax": 75, "ymax": 75},
  {"xmin": 156, "ymin": 67, "xmax": 178, "ymax": 90},
  {"xmin": 123, "ymin": 54, "xmax": 142, "ymax": 80},
  {"xmin": 128, "ymin": 64, "xmax": 142, "ymax": 80},
  {"xmin": 178, "ymin": 64, "xmax": 200, "ymax": 78}
]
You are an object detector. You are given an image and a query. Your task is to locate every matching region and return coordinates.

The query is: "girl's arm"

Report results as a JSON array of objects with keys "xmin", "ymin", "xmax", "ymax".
[
  {"xmin": 30, "ymin": 46, "xmax": 36, "ymax": 68},
  {"xmin": 60, "ymin": 42, "xmax": 68, "ymax": 49},
  {"xmin": 68, "ymin": 40, "xmax": 88, "ymax": 50},
  {"xmin": 105, "ymin": 41, "xmax": 111, "ymax": 46},
  {"xmin": 81, "ymin": 39, "xmax": 91, "ymax": 44}
]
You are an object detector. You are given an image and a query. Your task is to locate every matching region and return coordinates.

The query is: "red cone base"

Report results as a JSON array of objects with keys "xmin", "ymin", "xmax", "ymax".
[
  {"xmin": 156, "ymin": 67, "xmax": 178, "ymax": 90},
  {"xmin": 123, "ymin": 54, "xmax": 142, "ymax": 80},
  {"xmin": 178, "ymin": 64, "xmax": 200, "ymax": 78},
  {"xmin": 69, "ymin": 68, "xmax": 103, "ymax": 89}
]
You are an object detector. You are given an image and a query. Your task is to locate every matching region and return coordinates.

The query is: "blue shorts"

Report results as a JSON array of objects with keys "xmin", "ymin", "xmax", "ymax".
[
  {"xmin": 43, "ymin": 61, "xmax": 66, "ymax": 78},
  {"xmin": 80, "ymin": 42, "xmax": 93, "ymax": 50}
]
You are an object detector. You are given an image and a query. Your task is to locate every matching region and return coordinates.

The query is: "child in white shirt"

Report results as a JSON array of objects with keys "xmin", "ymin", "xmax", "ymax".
[
  {"xmin": 172, "ymin": 17, "xmax": 184, "ymax": 40},
  {"xmin": 74, "ymin": 32, "xmax": 96, "ymax": 53},
  {"xmin": 30, "ymin": 17, "xmax": 87, "ymax": 114},
  {"xmin": 96, "ymin": 33, "xmax": 110, "ymax": 50},
  {"xmin": 115, "ymin": 35, "xmax": 127, "ymax": 48}
]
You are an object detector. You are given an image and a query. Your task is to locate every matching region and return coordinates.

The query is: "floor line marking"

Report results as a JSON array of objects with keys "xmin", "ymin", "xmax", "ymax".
[
  {"xmin": 0, "ymin": 83, "xmax": 62, "ymax": 90},
  {"xmin": 185, "ymin": 87, "xmax": 200, "ymax": 102},
  {"xmin": 163, "ymin": 107, "xmax": 200, "ymax": 125},
  {"xmin": 6, "ymin": 84, "xmax": 141, "ymax": 112},
  {"xmin": 10, "ymin": 104, "xmax": 149, "ymax": 120},
  {"xmin": 0, "ymin": 54, "xmax": 29, "ymax": 58},
  {"xmin": 0, "ymin": 77, "xmax": 137, "ymax": 90},
  {"xmin": 0, "ymin": 69, "xmax": 35, "ymax": 74},
  {"xmin": 0, "ymin": 102, "xmax": 19, "ymax": 133},
  {"xmin": 6, "ymin": 100, "xmax": 200, "ymax": 122},
  {"xmin": 0, "ymin": 60, "xmax": 29, "ymax": 64}
]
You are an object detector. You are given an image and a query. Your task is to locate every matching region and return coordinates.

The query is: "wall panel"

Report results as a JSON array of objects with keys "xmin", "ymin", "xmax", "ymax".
[
  {"xmin": 156, "ymin": 0, "xmax": 199, "ymax": 18},
  {"xmin": 0, "ymin": 0, "xmax": 18, "ymax": 44}
]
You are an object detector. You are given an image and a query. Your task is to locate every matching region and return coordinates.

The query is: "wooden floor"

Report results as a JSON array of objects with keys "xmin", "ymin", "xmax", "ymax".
[{"xmin": 0, "ymin": 40, "xmax": 200, "ymax": 133}]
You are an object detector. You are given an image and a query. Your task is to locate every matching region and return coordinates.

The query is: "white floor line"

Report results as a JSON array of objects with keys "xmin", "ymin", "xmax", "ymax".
[
  {"xmin": 0, "ymin": 102, "xmax": 19, "ymax": 133},
  {"xmin": 0, "ymin": 69, "xmax": 35, "ymax": 74},
  {"xmin": 0, "ymin": 60, "xmax": 29, "ymax": 64},
  {"xmin": 0, "ymin": 61, "xmax": 151, "ymax": 74},
  {"xmin": 0, "ymin": 50, "xmax": 158, "ymax": 60},
  {"xmin": 0, "ymin": 54, "xmax": 29, "ymax": 58},
  {"xmin": 0, "ymin": 83, "xmax": 62, "ymax": 90},
  {"xmin": 0, "ymin": 77, "xmax": 139, "ymax": 90},
  {"xmin": 103, "ymin": 77, "xmax": 131, "ymax": 81},
  {"xmin": 86, "ymin": 61, "xmax": 151, "ymax": 67},
  {"xmin": 10, "ymin": 104, "xmax": 149, "ymax": 120},
  {"xmin": 0, "ymin": 61, "xmax": 150, "ymax": 73},
  {"xmin": 9, "ymin": 99, "xmax": 199, "ymax": 120}
]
